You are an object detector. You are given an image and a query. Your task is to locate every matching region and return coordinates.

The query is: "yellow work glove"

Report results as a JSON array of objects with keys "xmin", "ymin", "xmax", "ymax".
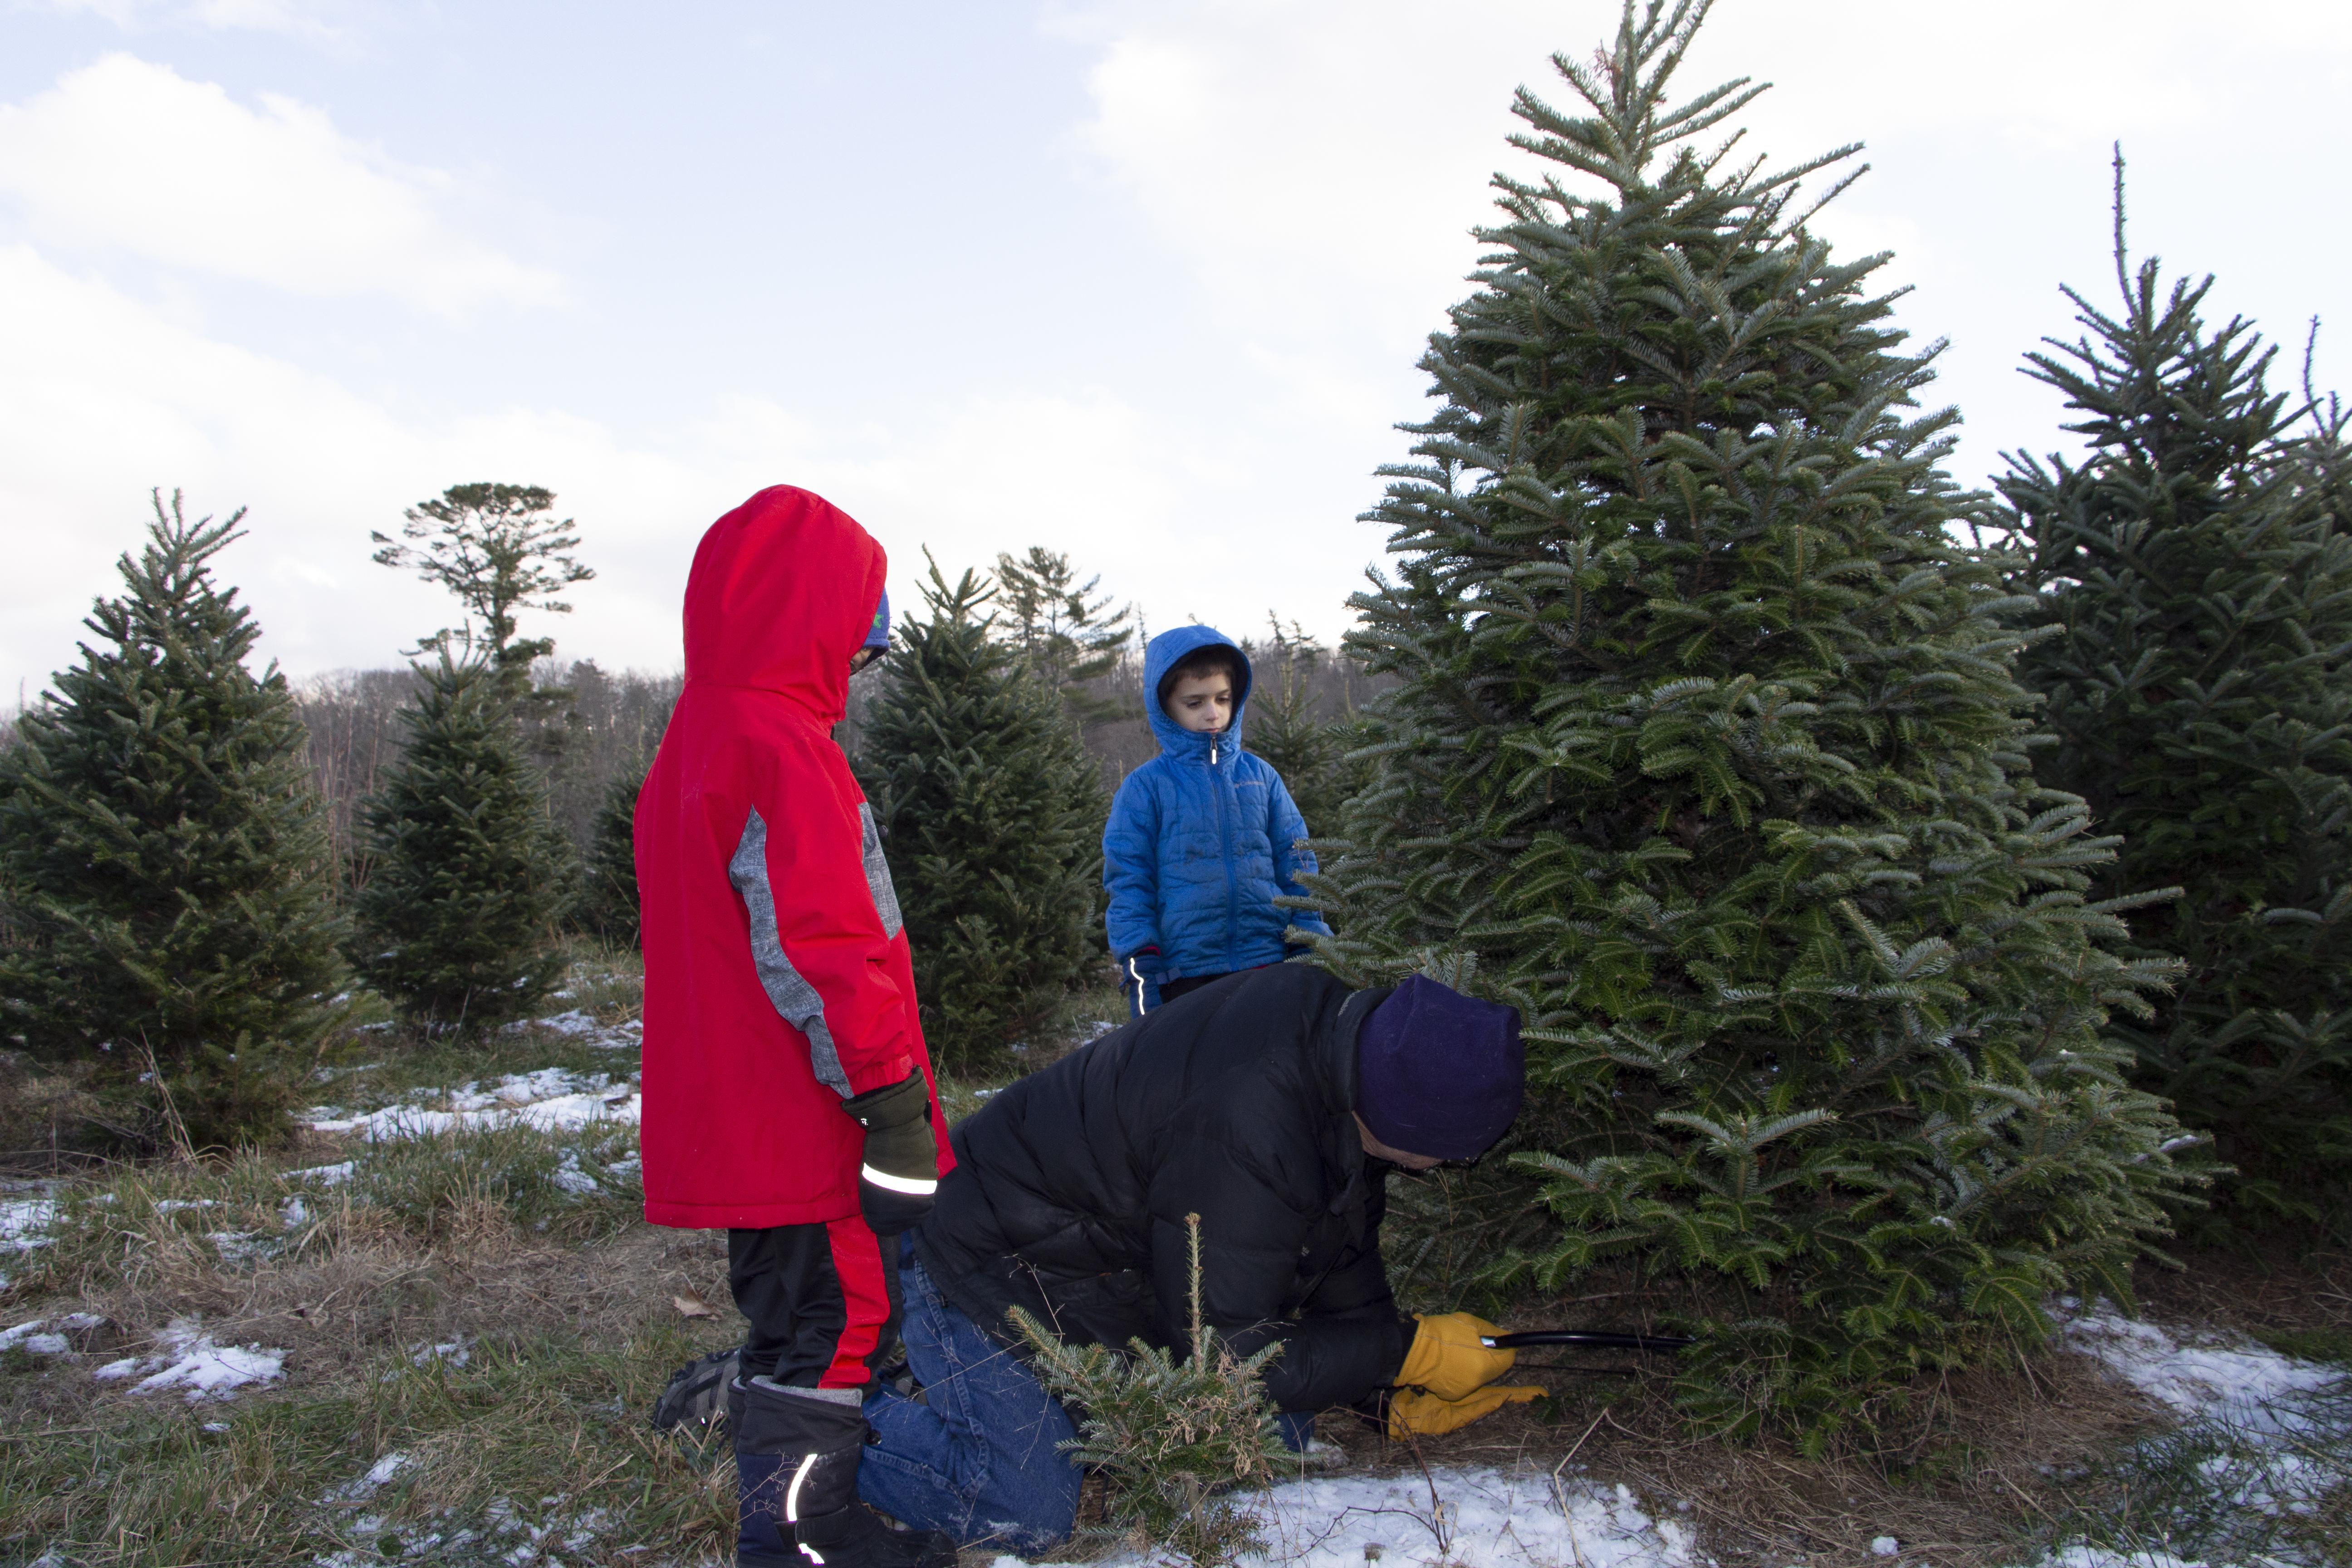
[
  {"xmin": 1394, "ymin": 1312, "xmax": 1517, "ymax": 1401},
  {"xmin": 1387, "ymin": 1384, "xmax": 1545, "ymax": 1438}
]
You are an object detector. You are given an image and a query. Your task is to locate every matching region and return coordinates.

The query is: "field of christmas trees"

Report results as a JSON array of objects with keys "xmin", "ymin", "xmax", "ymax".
[{"xmin": 3, "ymin": 4, "xmax": 2351, "ymax": 1564}]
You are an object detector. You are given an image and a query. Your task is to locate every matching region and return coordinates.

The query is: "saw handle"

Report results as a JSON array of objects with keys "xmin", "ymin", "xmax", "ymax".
[{"xmin": 1480, "ymin": 1330, "xmax": 1694, "ymax": 1354}]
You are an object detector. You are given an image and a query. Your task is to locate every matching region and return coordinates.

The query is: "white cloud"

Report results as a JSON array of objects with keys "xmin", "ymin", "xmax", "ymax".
[
  {"xmin": 0, "ymin": 243, "xmax": 1244, "ymax": 698},
  {"xmin": 1054, "ymin": 0, "xmax": 2352, "ymax": 485},
  {"xmin": 0, "ymin": 56, "xmax": 563, "ymax": 315}
]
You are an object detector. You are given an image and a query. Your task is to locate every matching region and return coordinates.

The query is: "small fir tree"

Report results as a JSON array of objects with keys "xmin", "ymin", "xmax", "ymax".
[
  {"xmin": 1994, "ymin": 163, "xmax": 2352, "ymax": 1218},
  {"xmin": 0, "ymin": 493, "xmax": 344, "ymax": 1151},
  {"xmin": 855, "ymin": 561, "xmax": 1107, "ymax": 1073},
  {"xmin": 994, "ymin": 546, "xmax": 1135, "ymax": 727},
  {"xmin": 352, "ymin": 650, "xmax": 572, "ymax": 1031},
  {"xmin": 1302, "ymin": 0, "xmax": 2197, "ymax": 1435},
  {"xmin": 1011, "ymin": 1216, "xmax": 1288, "ymax": 1568},
  {"xmin": 578, "ymin": 753, "xmax": 647, "ymax": 950}
]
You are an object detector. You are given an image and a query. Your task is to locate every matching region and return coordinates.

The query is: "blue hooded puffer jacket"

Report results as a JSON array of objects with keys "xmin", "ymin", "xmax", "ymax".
[{"xmin": 1102, "ymin": 625, "xmax": 1333, "ymax": 981}]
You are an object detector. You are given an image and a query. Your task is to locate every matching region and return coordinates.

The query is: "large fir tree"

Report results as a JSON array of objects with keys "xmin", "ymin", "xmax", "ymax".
[
  {"xmin": 1303, "ymin": 1, "xmax": 2198, "ymax": 1432},
  {"xmin": 352, "ymin": 650, "xmax": 572, "ymax": 1031},
  {"xmin": 1994, "ymin": 169, "xmax": 2352, "ymax": 1219},
  {"xmin": 0, "ymin": 493, "xmax": 344, "ymax": 1151},
  {"xmin": 855, "ymin": 562, "xmax": 1106, "ymax": 1074}
]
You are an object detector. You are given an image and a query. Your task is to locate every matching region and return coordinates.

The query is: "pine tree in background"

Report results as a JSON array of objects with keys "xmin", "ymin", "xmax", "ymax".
[
  {"xmin": 1244, "ymin": 620, "xmax": 1348, "ymax": 834},
  {"xmin": 0, "ymin": 494, "xmax": 344, "ymax": 1152},
  {"xmin": 578, "ymin": 753, "xmax": 647, "ymax": 949},
  {"xmin": 352, "ymin": 650, "xmax": 572, "ymax": 1031},
  {"xmin": 855, "ymin": 561, "xmax": 1107, "ymax": 1074},
  {"xmin": 371, "ymin": 483, "xmax": 594, "ymax": 690},
  {"xmin": 1302, "ymin": 0, "xmax": 2197, "ymax": 1434},
  {"xmin": 994, "ymin": 546, "xmax": 1135, "ymax": 727},
  {"xmin": 1994, "ymin": 166, "xmax": 2352, "ymax": 1223}
]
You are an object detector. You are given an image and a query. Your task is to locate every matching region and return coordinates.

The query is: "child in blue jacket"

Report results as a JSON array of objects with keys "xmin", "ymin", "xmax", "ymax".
[{"xmin": 1104, "ymin": 625, "xmax": 1333, "ymax": 1015}]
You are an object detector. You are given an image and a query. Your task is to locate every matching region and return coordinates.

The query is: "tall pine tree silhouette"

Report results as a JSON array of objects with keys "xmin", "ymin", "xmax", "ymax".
[
  {"xmin": 855, "ymin": 560, "xmax": 1105, "ymax": 1074},
  {"xmin": 1996, "ymin": 157, "xmax": 2352, "ymax": 1222},
  {"xmin": 1303, "ymin": 1, "xmax": 2197, "ymax": 1433},
  {"xmin": 0, "ymin": 493, "xmax": 344, "ymax": 1151}
]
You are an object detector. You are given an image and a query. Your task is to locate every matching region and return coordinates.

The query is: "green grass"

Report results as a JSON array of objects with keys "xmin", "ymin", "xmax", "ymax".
[
  {"xmin": 310, "ymin": 938, "xmax": 643, "ymax": 1115},
  {"xmin": 6, "ymin": 1119, "xmax": 646, "ymax": 1305},
  {"xmin": 0, "ymin": 957, "xmax": 1121, "ymax": 1567},
  {"xmin": 2, "ymin": 1323, "xmax": 737, "ymax": 1565},
  {"xmin": 2257, "ymin": 1327, "xmax": 2352, "ymax": 1367}
]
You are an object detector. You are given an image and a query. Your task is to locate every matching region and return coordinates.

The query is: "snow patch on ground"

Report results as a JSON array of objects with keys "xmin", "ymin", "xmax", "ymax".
[
  {"xmin": 323, "ymin": 1450, "xmax": 409, "ymax": 1503},
  {"xmin": 2021, "ymin": 1301, "xmax": 2351, "ymax": 1567},
  {"xmin": 513, "ymin": 1008, "xmax": 642, "ymax": 1048},
  {"xmin": 996, "ymin": 1464, "xmax": 1701, "ymax": 1568},
  {"xmin": 0, "ymin": 1318, "xmax": 73, "ymax": 1356},
  {"xmin": 304, "ymin": 1068, "xmax": 640, "ymax": 1140},
  {"xmin": 92, "ymin": 1318, "xmax": 285, "ymax": 1401},
  {"xmin": 315, "ymin": 1493, "xmax": 612, "ymax": 1567},
  {"xmin": 2060, "ymin": 1305, "xmax": 2339, "ymax": 1436},
  {"xmin": 0, "ymin": 1196, "xmax": 58, "ymax": 1250},
  {"xmin": 2033, "ymin": 1549, "xmax": 2209, "ymax": 1568}
]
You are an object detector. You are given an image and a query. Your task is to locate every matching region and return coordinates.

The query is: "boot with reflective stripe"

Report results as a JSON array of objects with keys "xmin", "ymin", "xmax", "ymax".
[{"xmin": 733, "ymin": 1377, "xmax": 957, "ymax": 1568}]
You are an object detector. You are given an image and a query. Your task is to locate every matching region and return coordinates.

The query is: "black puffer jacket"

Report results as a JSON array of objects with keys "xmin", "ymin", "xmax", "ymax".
[{"xmin": 911, "ymin": 964, "xmax": 1406, "ymax": 1414}]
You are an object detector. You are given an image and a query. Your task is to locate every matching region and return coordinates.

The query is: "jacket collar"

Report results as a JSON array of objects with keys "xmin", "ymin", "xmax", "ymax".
[{"xmin": 1318, "ymin": 983, "xmax": 1391, "ymax": 1127}]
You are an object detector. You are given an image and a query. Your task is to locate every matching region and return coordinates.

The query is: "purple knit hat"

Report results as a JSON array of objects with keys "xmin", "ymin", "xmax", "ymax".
[{"xmin": 1354, "ymin": 975, "xmax": 1524, "ymax": 1160}]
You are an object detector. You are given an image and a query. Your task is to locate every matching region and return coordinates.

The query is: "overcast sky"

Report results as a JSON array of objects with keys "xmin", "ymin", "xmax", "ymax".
[{"xmin": 3, "ymin": 0, "xmax": 2347, "ymax": 700}]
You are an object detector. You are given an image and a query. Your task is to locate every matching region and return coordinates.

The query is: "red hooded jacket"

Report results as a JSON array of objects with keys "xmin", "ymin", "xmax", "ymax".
[{"xmin": 636, "ymin": 487, "xmax": 951, "ymax": 1229}]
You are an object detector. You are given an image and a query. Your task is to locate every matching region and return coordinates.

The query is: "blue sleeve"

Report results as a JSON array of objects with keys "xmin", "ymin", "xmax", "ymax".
[
  {"xmin": 1102, "ymin": 769, "xmax": 1162, "ymax": 957},
  {"xmin": 1265, "ymin": 767, "xmax": 1331, "ymax": 938}
]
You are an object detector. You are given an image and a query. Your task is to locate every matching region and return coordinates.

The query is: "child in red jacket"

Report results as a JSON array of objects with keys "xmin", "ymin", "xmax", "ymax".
[{"xmin": 634, "ymin": 487, "xmax": 955, "ymax": 1568}]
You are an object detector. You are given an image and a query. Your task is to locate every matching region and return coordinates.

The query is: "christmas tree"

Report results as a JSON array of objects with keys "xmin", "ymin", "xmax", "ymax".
[
  {"xmin": 1994, "ymin": 161, "xmax": 2352, "ymax": 1220},
  {"xmin": 0, "ymin": 493, "xmax": 344, "ymax": 1152},
  {"xmin": 1302, "ymin": 0, "xmax": 2198, "ymax": 1433},
  {"xmin": 351, "ymin": 649, "xmax": 573, "ymax": 1031},
  {"xmin": 854, "ymin": 560, "xmax": 1107, "ymax": 1073},
  {"xmin": 578, "ymin": 754, "xmax": 646, "ymax": 949},
  {"xmin": 1242, "ymin": 621, "xmax": 1355, "ymax": 836}
]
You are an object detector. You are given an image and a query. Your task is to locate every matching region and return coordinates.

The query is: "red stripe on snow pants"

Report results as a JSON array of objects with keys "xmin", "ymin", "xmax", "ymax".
[{"xmin": 727, "ymin": 1216, "xmax": 898, "ymax": 1390}]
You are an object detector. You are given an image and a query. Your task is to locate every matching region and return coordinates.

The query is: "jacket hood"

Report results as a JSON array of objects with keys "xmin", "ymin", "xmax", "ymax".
[
  {"xmin": 681, "ymin": 486, "xmax": 885, "ymax": 724},
  {"xmin": 1142, "ymin": 624, "xmax": 1252, "ymax": 760}
]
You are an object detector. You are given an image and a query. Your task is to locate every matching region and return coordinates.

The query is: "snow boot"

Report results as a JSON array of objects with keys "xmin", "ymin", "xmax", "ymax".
[
  {"xmin": 652, "ymin": 1344, "xmax": 741, "ymax": 1432},
  {"xmin": 732, "ymin": 1376, "xmax": 958, "ymax": 1568}
]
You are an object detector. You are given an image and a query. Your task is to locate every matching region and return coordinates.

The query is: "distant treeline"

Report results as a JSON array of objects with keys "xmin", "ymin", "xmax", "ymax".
[{"xmin": 287, "ymin": 627, "xmax": 1385, "ymax": 863}]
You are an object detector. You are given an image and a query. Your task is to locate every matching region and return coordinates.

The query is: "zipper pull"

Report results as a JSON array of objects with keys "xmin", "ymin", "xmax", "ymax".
[{"xmin": 1210, "ymin": 738, "xmax": 1219, "ymax": 765}]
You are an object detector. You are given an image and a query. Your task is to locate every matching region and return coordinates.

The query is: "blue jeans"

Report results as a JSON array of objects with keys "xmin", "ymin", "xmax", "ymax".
[{"xmin": 858, "ymin": 1247, "xmax": 1313, "ymax": 1553}]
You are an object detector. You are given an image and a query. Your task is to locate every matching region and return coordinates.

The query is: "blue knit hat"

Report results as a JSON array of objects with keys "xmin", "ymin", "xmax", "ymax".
[
  {"xmin": 1354, "ymin": 975, "xmax": 1524, "ymax": 1160},
  {"xmin": 864, "ymin": 589, "xmax": 891, "ymax": 653}
]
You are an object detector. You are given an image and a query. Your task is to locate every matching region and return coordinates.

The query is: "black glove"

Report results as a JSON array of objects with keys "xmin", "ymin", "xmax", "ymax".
[
  {"xmin": 842, "ymin": 1071, "xmax": 939, "ymax": 1235},
  {"xmin": 1119, "ymin": 948, "xmax": 1165, "ymax": 1017}
]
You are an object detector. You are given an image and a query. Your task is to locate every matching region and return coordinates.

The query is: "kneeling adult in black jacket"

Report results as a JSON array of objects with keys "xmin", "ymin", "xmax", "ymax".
[{"xmin": 856, "ymin": 964, "xmax": 1536, "ymax": 1552}]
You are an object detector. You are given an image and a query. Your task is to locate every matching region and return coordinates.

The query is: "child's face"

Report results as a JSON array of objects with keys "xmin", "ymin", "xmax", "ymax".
[{"xmin": 1165, "ymin": 669, "xmax": 1234, "ymax": 734}]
